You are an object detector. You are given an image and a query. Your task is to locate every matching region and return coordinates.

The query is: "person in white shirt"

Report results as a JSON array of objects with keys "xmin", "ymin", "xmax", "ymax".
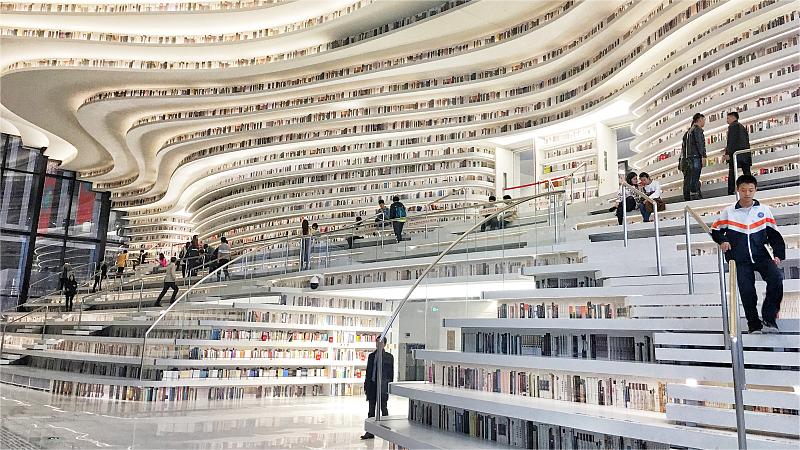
[
  {"xmin": 154, "ymin": 257, "xmax": 179, "ymax": 307},
  {"xmin": 216, "ymin": 237, "xmax": 231, "ymax": 281},
  {"xmin": 638, "ymin": 172, "xmax": 663, "ymax": 223}
]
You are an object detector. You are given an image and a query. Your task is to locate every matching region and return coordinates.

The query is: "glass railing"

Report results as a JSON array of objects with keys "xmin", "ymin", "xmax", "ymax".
[{"xmin": 136, "ymin": 190, "xmax": 568, "ymax": 379}]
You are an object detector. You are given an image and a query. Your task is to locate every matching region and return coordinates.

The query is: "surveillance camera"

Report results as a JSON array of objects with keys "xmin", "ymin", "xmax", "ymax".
[{"xmin": 309, "ymin": 274, "xmax": 322, "ymax": 290}]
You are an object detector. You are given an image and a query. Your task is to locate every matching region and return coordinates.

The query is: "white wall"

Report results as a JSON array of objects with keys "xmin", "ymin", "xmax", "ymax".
[{"xmin": 494, "ymin": 146, "xmax": 520, "ymax": 197}]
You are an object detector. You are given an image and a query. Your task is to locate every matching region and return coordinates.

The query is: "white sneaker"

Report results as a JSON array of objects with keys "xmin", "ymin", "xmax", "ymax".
[{"xmin": 761, "ymin": 323, "xmax": 780, "ymax": 334}]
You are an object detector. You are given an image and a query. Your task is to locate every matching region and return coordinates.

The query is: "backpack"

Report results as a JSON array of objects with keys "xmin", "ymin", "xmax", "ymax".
[
  {"xmin": 678, "ymin": 130, "xmax": 691, "ymax": 173},
  {"xmin": 395, "ymin": 203, "xmax": 407, "ymax": 218}
]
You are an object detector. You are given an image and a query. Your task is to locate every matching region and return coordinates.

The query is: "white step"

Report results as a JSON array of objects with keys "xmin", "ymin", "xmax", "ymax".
[{"xmin": 61, "ymin": 330, "xmax": 93, "ymax": 336}]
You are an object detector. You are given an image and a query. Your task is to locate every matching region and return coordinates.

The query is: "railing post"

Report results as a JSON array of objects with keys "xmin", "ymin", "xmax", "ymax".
[
  {"xmin": 726, "ymin": 260, "xmax": 748, "ymax": 450},
  {"xmin": 684, "ymin": 209, "xmax": 694, "ymax": 294},
  {"xmin": 717, "ymin": 250, "xmax": 731, "ymax": 350},
  {"xmin": 41, "ymin": 305, "xmax": 47, "ymax": 341},
  {"xmin": 622, "ymin": 195, "xmax": 629, "ymax": 247},
  {"xmin": 653, "ymin": 207, "xmax": 662, "ymax": 276},
  {"xmin": 733, "ymin": 154, "xmax": 739, "ymax": 201},
  {"xmin": 0, "ymin": 316, "xmax": 7, "ymax": 357},
  {"xmin": 138, "ymin": 279, "xmax": 144, "ymax": 312},
  {"xmin": 375, "ymin": 345, "xmax": 384, "ymax": 422}
]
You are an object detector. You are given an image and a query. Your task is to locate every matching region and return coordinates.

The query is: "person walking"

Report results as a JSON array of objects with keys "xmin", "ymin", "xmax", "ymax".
[
  {"xmin": 361, "ymin": 337, "xmax": 394, "ymax": 440},
  {"xmin": 91, "ymin": 261, "xmax": 108, "ymax": 292},
  {"xmin": 388, "ymin": 196, "xmax": 407, "ymax": 243},
  {"xmin": 711, "ymin": 175, "xmax": 785, "ymax": 334},
  {"xmin": 63, "ymin": 273, "xmax": 78, "ymax": 312},
  {"xmin": 638, "ymin": 172, "xmax": 664, "ymax": 223},
  {"xmin": 116, "ymin": 250, "xmax": 128, "ymax": 278},
  {"xmin": 154, "ymin": 257, "xmax": 180, "ymax": 307},
  {"xmin": 679, "ymin": 113, "xmax": 707, "ymax": 201},
  {"xmin": 724, "ymin": 111, "xmax": 752, "ymax": 195},
  {"xmin": 217, "ymin": 237, "xmax": 231, "ymax": 281},
  {"xmin": 58, "ymin": 262, "xmax": 74, "ymax": 292},
  {"xmin": 613, "ymin": 172, "xmax": 638, "ymax": 225},
  {"xmin": 300, "ymin": 219, "xmax": 313, "ymax": 270}
]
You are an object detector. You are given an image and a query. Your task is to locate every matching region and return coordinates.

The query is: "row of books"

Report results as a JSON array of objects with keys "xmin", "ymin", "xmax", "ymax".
[
  {"xmin": 408, "ymin": 400, "xmax": 669, "ymax": 449},
  {"xmin": 186, "ymin": 348, "xmax": 328, "ymax": 360},
  {"xmin": 161, "ymin": 367, "xmax": 329, "ymax": 380},
  {"xmin": 462, "ymin": 332, "xmax": 653, "ymax": 362},
  {"xmin": 244, "ymin": 311, "xmax": 383, "ymax": 327},
  {"xmin": 288, "ymin": 295, "xmax": 384, "ymax": 311},
  {"xmin": 496, "ymin": 301, "xmax": 628, "ymax": 319},
  {"xmin": 429, "ymin": 364, "xmax": 666, "ymax": 413}
]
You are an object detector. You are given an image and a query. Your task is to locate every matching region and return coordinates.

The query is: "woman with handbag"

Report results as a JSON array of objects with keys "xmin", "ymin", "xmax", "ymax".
[{"xmin": 638, "ymin": 172, "xmax": 665, "ymax": 222}]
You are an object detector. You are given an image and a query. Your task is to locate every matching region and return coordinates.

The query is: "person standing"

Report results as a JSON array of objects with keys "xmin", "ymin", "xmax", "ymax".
[
  {"xmin": 217, "ymin": 237, "xmax": 231, "ymax": 281},
  {"xmin": 724, "ymin": 111, "xmax": 752, "ymax": 195},
  {"xmin": 711, "ymin": 175, "xmax": 785, "ymax": 334},
  {"xmin": 638, "ymin": 172, "xmax": 664, "ymax": 223},
  {"xmin": 154, "ymin": 257, "xmax": 180, "ymax": 307},
  {"xmin": 388, "ymin": 196, "xmax": 407, "ymax": 243},
  {"xmin": 375, "ymin": 199, "xmax": 389, "ymax": 235},
  {"xmin": 300, "ymin": 219, "xmax": 312, "ymax": 270},
  {"xmin": 63, "ymin": 273, "xmax": 78, "ymax": 312},
  {"xmin": 499, "ymin": 194, "xmax": 517, "ymax": 229},
  {"xmin": 679, "ymin": 113, "xmax": 707, "ymax": 201},
  {"xmin": 361, "ymin": 337, "xmax": 394, "ymax": 440},
  {"xmin": 179, "ymin": 242, "xmax": 189, "ymax": 278}
]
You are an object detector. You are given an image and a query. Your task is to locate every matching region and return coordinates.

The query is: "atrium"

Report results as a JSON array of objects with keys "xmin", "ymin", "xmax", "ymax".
[{"xmin": 0, "ymin": 0, "xmax": 798, "ymax": 449}]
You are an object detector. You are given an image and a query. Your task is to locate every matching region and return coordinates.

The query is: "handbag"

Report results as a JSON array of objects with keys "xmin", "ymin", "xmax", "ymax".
[{"xmin": 645, "ymin": 198, "xmax": 666, "ymax": 213}]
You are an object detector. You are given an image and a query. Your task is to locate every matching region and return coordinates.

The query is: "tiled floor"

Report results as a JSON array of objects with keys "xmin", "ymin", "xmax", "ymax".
[{"xmin": 0, "ymin": 383, "xmax": 405, "ymax": 449}]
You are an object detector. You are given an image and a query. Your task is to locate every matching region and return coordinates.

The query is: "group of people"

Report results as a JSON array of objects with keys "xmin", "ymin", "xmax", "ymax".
[
  {"xmin": 176, "ymin": 235, "xmax": 232, "ymax": 280},
  {"xmin": 612, "ymin": 172, "xmax": 664, "ymax": 225},
  {"xmin": 679, "ymin": 111, "xmax": 752, "ymax": 201},
  {"xmin": 480, "ymin": 194, "xmax": 517, "ymax": 232}
]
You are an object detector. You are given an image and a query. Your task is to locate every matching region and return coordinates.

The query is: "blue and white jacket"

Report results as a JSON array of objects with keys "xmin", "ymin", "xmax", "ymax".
[{"xmin": 710, "ymin": 200, "xmax": 785, "ymax": 264}]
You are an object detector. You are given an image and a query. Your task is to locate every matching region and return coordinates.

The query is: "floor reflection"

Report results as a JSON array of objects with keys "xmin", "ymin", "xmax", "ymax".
[{"xmin": 1, "ymin": 383, "xmax": 404, "ymax": 449}]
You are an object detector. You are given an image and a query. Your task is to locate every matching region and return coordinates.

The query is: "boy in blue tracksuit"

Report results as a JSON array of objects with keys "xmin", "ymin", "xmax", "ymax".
[{"xmin": 711, "ymin": 175, "xmax": 785, "ymax": 334}]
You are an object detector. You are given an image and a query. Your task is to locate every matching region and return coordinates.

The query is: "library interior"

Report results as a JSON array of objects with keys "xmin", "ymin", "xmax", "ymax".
[{"xmin": 0, "ymin": 0, "xmax": 798, "ymax": 449}]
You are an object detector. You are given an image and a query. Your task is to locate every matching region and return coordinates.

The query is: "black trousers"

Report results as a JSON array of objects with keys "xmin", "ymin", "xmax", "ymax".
[
  {"xmin": 155, "ymin": 282, "xmax": 179, "ymax": 306},
  {"xmin": 735, "ymin": 258, "xmax": 783, "ymax": 330},
  {"xmin": 682, "ymin": 158, "xmax": 703, "ymax": 201},
  {"xmin": 727, "ymin": 160, "xmax": 751, "ymax": 195},
  {"xmin": 92, "ymin": 275, "xmax": 102, "ymax": 292},
  {"xmin": 367, "ymin": 396, "xmax": 388, "ymax": 419},
  {"xmin": 615, "ymin": 197, "xmax": 637, "ymax": 225},
  {"xmin": 65, "ymin": 294, "xmax": 75, "ymax": 311},
  {"xmin": 392, "ymin": 221, "xmax": 405, "ymax": 243}
]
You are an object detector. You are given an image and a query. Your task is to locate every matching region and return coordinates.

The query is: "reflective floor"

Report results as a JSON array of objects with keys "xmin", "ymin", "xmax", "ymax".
[{"xmin": 0, "ymin": 383, "xmax": 405, "ymax": 449}]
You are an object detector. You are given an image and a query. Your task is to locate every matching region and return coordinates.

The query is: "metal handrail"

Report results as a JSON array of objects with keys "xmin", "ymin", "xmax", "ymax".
[
  {"xmin": 682, "ymin": 204, "xmax": 747, "ymax": 449},
  {"xmin": 374, "ymin": 190, "xmax": 566, "ymax": 421},
  {"xmin": 136, "ymin": 198, "xmax": 503, "ymax": 377},
  {"xmin": 621, "ymin": 181, "xmax": 662, "ymax": 275},
  {"xmin": 28, "ymin": 262, "xmax": 92, "ymax": 289}
]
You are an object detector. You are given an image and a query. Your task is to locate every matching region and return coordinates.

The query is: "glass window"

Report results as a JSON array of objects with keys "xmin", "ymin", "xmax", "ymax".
[
  {"xmin": 2, "ymin": 135, "xmax": 39, "ymax": 173},
  {"xmin": 0, "ymin": 234, "xmax": 27, "ymax": 308},
  {"xmin": 68, "ymin": 182, "xmax": 102, "ymax": 238},
  {"xmin": 0, "ymin": 171, "xmax": 38, "ymax": 231},
  {"xmin": 37, "ymin": 175, "xmax": 72, "ymax": 235}
]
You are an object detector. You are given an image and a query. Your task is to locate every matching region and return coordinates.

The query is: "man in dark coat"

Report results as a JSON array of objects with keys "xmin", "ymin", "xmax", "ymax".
[
  {"xmin": 361, "ymin": 337, "xmax": 394, "ymax": 440},
  {"xmin": 724, "ymin": 111, "xmax": 752, "ymax": 195}
]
